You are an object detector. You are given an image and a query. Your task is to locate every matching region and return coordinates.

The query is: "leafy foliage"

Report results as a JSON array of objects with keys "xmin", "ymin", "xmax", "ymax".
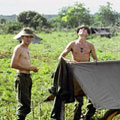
[
  {"xmin": 1, "ymin": 31, "xmax": 120, "ymax": 120},
  {"xmin": 5, "ymin": 22, "xmax": 22, "ymax": 34},
  {"xmin": 17, "ymin": 11, "xmax": 50, "ymax": 30},
  {"xmin": 53, "ymin": 3, "xmax": 91, "ymax": 28},
  {"xmin": 0, "ymin": 2, "xmax": 120, "ymax": 33},
  {"xmin": 93, "ymin": 2, "xmax": 119, "ymax": 27}
]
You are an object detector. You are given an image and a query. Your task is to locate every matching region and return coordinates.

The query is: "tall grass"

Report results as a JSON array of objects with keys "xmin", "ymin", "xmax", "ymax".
[{"xmin": 0, "ymin": 32, "xmax": 120, "ymax": 120}]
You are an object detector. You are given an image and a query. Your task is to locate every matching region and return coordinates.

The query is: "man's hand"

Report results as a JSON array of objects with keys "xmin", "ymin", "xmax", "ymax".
[
  {"xmin": 63, "ymin": 58, "xmax": 77, "ymax": 63},
  {"xmin": 30, "ymin": 66, "xmax": 39, "ymax": 72},
  {"xmin": 59, "ymin": 57, "xmax": 77, "ymax": 63},
  {"xmin": 62, "ymin": 57, "xmax": 71, "ymax": 62},
  {"xmin": 94, "ymin": 60, "xmax": 97, "ymax": 65}
]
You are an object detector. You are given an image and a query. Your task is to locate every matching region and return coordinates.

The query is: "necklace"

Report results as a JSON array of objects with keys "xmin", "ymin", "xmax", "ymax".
[{"xmin": 80, "ymin": 47, "xmax": 83, "ymax": 52}]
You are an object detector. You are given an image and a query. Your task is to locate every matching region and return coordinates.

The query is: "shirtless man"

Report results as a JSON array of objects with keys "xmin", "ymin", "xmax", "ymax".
[
  {"xmin": 10, "ymin": 28, "xmax": 38, "ymax": 120},
  {"xmin": 59, "ymin": 25, "xmax": 97, "ymax": 120}
]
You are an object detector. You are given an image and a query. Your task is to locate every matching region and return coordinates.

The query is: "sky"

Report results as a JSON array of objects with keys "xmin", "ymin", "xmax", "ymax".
[{"xmin": 0, "ymin": 0, "xmax": 120, "ymax": 15}]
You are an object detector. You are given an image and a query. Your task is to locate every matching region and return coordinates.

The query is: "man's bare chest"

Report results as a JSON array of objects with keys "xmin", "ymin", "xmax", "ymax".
[
  {"xmin": 20, "ymin": 50, "xmax": 30, "ymax": 60},
  {"xmin": 72, "ymin": 44, "xmax": 91, "ymax": 54}
]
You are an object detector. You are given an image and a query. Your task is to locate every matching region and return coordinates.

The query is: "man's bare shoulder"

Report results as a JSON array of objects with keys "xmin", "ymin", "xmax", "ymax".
[
  {"xmin": 68, "ymin": 41, "xmax": 76, "ymax": 45},
  {"xmin": 66, "ymin": 41, "xmax": 76, "ymax": 47},
  {"xmin": 14, "ymin": 44, "xmax": 23, "ymax": 53},
  {"xmin": 86, "ymin": 41, "xmax": 94, "ymax": 47}
]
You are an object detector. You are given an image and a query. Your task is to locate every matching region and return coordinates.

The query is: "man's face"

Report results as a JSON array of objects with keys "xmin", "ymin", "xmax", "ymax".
[
  {"xmin": 78, "ymin": 28, "xmax": 88, "ymax": 37},
  {"xmin": 21, "ymin": 36, "xmax": 33, "ymax": 45}
]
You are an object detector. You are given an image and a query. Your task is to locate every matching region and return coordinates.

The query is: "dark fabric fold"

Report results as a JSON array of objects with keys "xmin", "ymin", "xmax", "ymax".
[
  {"xmin": 49, "ymin": 59, "xmax": 120, "ymax": 119},
  {"xmin": 50, "ymin": 58, "xmax": 75, "ymax": 119}
]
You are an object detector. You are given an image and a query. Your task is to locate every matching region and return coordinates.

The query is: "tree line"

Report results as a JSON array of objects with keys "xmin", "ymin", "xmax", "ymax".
[{"xmin": 0, "ymin": 2, "xmax": 120, "ymax": 34}]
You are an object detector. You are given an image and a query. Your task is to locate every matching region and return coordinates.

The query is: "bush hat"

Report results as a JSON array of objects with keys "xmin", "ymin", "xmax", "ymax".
[
  {"xmin": 77, "ymin": 25, "xmax": 90, "ymax": 35},
  {"xmin": 13, "ymin": 28, "xmax": 34, "ymax": 40}
]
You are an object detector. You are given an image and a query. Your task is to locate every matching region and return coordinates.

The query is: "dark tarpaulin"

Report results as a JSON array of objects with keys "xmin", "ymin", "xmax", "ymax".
[
  {"xmin": 49, "ymin": 58, "xmax": 120, "ymax": 119},
  {"xmin": 71, "ymin": 60, "xmax": 120, "ymax": 109},
  {"xmin": 50, "ymin": 58, "xmax": 75, "ymax": 119}
]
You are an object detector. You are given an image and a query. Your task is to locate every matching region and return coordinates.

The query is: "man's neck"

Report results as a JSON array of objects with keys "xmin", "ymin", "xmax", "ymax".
[
  {"xmin": 77, "ymin": 36, "xmax": 86, "ymax": 43},
  {"xmin": 21, "ymin": 43, "xmax": 29, "ymax": 48}
]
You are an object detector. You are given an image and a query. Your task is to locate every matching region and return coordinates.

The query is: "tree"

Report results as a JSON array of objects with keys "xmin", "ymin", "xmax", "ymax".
[
  {"xmin": 0, "ymin": 18, "xmax": 6, "ymax": 24},
  {"xmin": 93, "ymin": 2, "xmax": 119, "ymax": 27},
  {"xmin": 54, "ymin": 3, "xmax": 91, "ymax": 28},
  {"xmin": 17, "ymin": 11, "xmax": 50, "ymax": 29},
  {"xmin": 5, "ymin": 22, "xmax": 22, "ymax": 34}
]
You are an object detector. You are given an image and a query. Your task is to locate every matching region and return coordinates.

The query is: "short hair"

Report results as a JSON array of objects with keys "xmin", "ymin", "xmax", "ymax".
[{"xmin": 77, "ymin": 25, "xmax": 90, "ymax": 35}]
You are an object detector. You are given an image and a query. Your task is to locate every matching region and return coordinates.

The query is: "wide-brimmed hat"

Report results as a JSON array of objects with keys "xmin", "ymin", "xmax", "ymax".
[
  {"xmin": 13, "ymin": 28, "xmax": 34, "ymax": 40},
  {"xmin": 76, "ymin": 25, "xmax": 90, "ymax": 35}
]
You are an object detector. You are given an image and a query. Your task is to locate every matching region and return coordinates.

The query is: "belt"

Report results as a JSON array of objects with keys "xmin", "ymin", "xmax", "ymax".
[{"xmin": 18, "ymin": 73, "xmax": 31, "ymax": 77}]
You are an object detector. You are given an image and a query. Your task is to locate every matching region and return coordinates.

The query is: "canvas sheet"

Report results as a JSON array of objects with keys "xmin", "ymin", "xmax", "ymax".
[{"xmin": 70, "ymin": 60, "xmax": 120, "ymax": 109}]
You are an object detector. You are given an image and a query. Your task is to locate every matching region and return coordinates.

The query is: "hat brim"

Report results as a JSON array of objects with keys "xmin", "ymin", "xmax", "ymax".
[{"xmin": 13, "ymin": 31, "xmax": 34, "ymax": 40}]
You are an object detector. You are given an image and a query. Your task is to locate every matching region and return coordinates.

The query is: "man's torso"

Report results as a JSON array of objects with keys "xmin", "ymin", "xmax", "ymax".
[
  {"xmin": 71, "ymin": 41, "xmax": 92, "ymax": 62},
  {"xmin": 17, "ymin": 46, "xmax": 30, "ymax": 74}
]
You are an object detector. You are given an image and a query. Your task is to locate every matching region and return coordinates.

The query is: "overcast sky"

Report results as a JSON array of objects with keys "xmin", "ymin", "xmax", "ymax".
[{"xmin": 0, "ymin": 0, "xmax": 120, "ymax": 15}]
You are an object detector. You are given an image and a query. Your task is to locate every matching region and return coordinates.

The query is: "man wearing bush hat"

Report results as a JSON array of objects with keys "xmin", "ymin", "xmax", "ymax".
[
  {"xmin": 14, "ymin": 27, "xmax": 34, "ymax": 40},
  {"xmin": 11, "ymin": 28, "xmax": 38, "ymax": 120},
  {"xmin": 59, "ymin": 25, "xmax": 97, "ymax": 120}
]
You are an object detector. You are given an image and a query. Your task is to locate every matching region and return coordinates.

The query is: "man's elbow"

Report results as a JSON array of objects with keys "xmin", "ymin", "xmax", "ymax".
[
  {"xmin": 10, "ymin": 63, "xmax": 16, "ymax": 68},
  {"xmin": 10, "ymin": 64, "xmax": 14, "ymax": 68},
  {"xmin": 58, "ymin": 55, "xmax": 64, "ymax": 61},
  {"xmin": 58, "ymin": 56, "xmax": 61, "ymax": 61}
]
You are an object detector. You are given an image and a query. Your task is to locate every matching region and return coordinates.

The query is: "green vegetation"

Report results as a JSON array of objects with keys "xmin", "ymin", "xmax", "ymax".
[
  {"xmin": 0, "ymin": 2, "xmax": 120, "ymax": 34},
  {"xmin": 0, "ymin": 1, "xmax": 120, "ymax": 120},
  {"xmin": 0, "ymin": 32, "xmax": 120, "ymax": 120},
  {"xmin": 17, "ymin": 11, "xmax": 50, "ymax": 30}
]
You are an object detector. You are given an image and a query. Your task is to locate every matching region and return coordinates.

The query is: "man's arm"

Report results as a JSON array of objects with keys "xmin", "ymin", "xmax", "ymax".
[
  {"xmin": 10, "ymin": 46, "xmax": 38, "ymax": 72},
  {"xmin": 58, "ymin": 42, "xmax": 73, "ymax": 61},
  {"xmin": 90, "ymin": 44, "xmax": 98, "ymax": 61}
]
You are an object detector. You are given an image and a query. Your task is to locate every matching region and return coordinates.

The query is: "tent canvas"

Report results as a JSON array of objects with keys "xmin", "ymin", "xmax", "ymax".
[{"xmin": 49, "ymin": 58, "xmax": 120, "ymax": 109}]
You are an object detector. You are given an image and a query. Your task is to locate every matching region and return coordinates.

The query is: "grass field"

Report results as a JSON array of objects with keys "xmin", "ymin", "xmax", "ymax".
[{"xmin": 0, "ymin": 31, "xmax": 120, "ymax": 120}]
